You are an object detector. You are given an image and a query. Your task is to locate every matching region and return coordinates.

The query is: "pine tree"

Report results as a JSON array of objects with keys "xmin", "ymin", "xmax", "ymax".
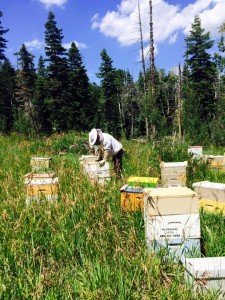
[
  {"xmin": 44, "ymin": 11, "xmax": 69, "ymax": 131},
  {"xmin": 184, "ymin": 16, "xmax": 217, "ymax": 142},
  {"xmin": 0, "ymin": 60, "xmax": 15, "ymax": 131},
  {"xmin": 14, "ymin": 44, "xmax": 37, "ymax": 134},
  {"xmin": 33, "ymin": 56, "xmax": 52, "ymax": 133},
  {"xmin": 0, "ymin": 11, "xmax": 9, "ymax": 62},
  {"xmin": 97, "ymin": 49, "xmax": 121, "ymax": 137},
  {"xmin": 67, "ymin": 42, "xmax": 90, "ymax": 130}
]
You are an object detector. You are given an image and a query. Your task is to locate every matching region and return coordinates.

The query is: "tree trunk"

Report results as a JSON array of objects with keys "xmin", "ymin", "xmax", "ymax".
[
  {"xmin": 149, "ymin": 0, "xmax": 156, "ymax": 140},
  {"xmin": 138, "ymin": 0, "xmax": 147, "ymax": 93},
  {"xmin": 178, "ymin": 64, "xmax": 182, "ymax": 142}
]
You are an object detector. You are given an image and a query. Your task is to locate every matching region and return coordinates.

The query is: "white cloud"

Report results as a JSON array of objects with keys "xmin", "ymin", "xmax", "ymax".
[
  {"xmin": 37, "ymin": 0, "xmax": 68, "ymax": 9},
  {"xmin": 63, "ymin": 41, "xmax": 87, "ymax": 50},
  {"xmin": 91, "ymin": 0, "xmax": 225, "ymax": 48},
  {"xmin": 25, "ymin": 39, "xmax": 44, "ymax": 51},
  {"xmin": 168, "ymin": 33, "xmax": 178, "ymax": 45}
]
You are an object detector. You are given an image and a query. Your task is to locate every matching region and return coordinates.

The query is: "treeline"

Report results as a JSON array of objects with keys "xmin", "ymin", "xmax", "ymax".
[{"xmin": 0, "ymin": 11, "xmax": 225, "ymax": 144}]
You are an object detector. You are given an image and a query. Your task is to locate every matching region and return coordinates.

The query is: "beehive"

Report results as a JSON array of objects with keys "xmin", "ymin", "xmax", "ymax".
[
  {"xmin": 24, "ymin": 172, "xmax": 56, "ymax": 184},
  {"xmin": 207, "ymin": 155, "xmax": 224, "ymax": 170},
  {"xmin": 144, "ymin": 187, "xmax": 199, "ymax": 216},
  {"xmin": 160, "ymin": 161, "xmax": 187, "ymax": 187},
  {"xmin": 188, "ymin": 146, "xmax": 203, "ymax": 157},
  {"xmin": 193, "ymin": 181, "xmax": 225, "ymax": 202},
  {"xmin": 183, "ymin": 257, "xmax": 225, "ymax": 297},
  {"xmin": 199, "ymin": 198, "xmax": 225, "ymax": 214},
  {"xmin": 83, "ymin": 161, "xmax": 111, "ymax": 185},
  {"xmin": 120, "ymin": 185, "xmax": 144, "ymax": 211},
  {"xmin": 127, "ymin": 176, "xmax": 158, "ymax": 188},
  {"xmin": 146, "ymin": 238, "xmax": 201, "ymax": 262},
  {"xmin": 79, "ymin": 155, "xmax": 98, "ymax": 165},
  {"xmin": 25, "ymin": 177, "xmax": 59, "ymax": 205},
  {"xmin": 145, "ymin": 213, "xmax": 201, "ymax": 242},
  {"xmin": 30, "ymin": 157, "xmax": 52, "ymax": 172}
]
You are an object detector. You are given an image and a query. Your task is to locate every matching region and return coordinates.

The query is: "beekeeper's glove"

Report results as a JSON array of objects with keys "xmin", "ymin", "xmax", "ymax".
[{"xmin": 99, "ymin": 159, "xmax": 106, "ymax": 166}]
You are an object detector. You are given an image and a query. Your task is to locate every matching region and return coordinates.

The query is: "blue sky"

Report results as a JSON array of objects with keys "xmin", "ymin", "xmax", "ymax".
[{"xmin": 1, "ymin": 0, "xmax": 224, "ymax": 83}]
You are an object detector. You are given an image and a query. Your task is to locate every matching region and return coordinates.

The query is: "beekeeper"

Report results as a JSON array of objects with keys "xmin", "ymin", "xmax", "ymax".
[{"xmin": 89, "ymin": 128, "xmax": 123, "ymax": 178}]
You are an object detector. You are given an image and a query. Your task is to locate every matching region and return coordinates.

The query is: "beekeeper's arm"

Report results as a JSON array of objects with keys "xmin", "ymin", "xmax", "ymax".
[{"xmin": 99, "ymin": 140, "xmax": 111, "ymax": 165}]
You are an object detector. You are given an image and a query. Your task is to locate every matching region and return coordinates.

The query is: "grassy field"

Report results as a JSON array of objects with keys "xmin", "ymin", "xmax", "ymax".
[{"xmin": 0, "ymin": 132, "xmax": 225, "ymax": 299}]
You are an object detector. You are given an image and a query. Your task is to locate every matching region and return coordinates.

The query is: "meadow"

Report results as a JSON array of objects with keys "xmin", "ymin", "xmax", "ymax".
[{"xmin": 0, "ymin": 132, "xmax": 225, "ymax": 299}]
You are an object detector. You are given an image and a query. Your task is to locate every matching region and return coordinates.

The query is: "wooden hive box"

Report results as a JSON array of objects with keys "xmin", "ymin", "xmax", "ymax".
[
  {"xmin": 25, "ymin": 177, "xmax": 59, "ymax": 205},
  {"xmin": 30, "ymin": 157, "xmax": 52, "ymax": 172},
  {"xmin": 120, "ymin": 185, "xmax": 144, "ymax": 211},
  {"xmin": 160, "ymin": 161, "xmax": 188, "ymax": 187}
]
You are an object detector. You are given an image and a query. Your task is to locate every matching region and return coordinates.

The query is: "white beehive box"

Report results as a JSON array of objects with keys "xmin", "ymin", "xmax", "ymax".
[
  {"xmin": 144, "ymin": 187, "xmax": 199, "ymax": 216},
  {"xmin": 160, "ymin": 161, "xmax": 188, "ymax": 187},
  {"xmin": 25, "ymin": 177, "xmax": 59, "ymax": 205},
  {"xmin": 145, "ymin": 213, "xmax": 201, "ymax": 242},
  {"xmin": 83, "ymin": 161, "xmax": 111, "ymax": 185},
  {"xmin": 183, "ymin": 257, "xmax": 225, "ymax": 298},
  {"xmin": 188, "ymin": 146, "xmax": 203, "ymax": 157},
  {"xmin": 193, "ymin": 181, "xmax": 225, "ymax": 202},
  {"xmin": 30, "ymin": 157, "xmax": 52, "ymax": 172},
  {"xmin": 146, "ymin": 238, "xmax": 201, "ymax": 262},
  {"xmin": 79, "ymin": 155, "xmax": 98, "ymax": 165}
]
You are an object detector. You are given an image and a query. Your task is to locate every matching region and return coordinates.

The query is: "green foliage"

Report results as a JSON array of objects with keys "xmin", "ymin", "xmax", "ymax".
[
  {"xmin": 44, "ymin": 11, "xmax": 69, "ymax": 132},
  {"xmin": 97, "ymin": 49, "xmax": 121, "ymax": 137},
  {"xmin": 0, "ymin": 11, "xmax": 9, "ymax": 62},
  {"xmin": 67, "ymin": 42, "xmax": 90, "ymax": 131},
  {"xmin": 1, "ymin": 133, "xmax": 225, "ymax": 299},
  {"xmin": 0, "ymin": 60, "xmax": 15, "ymax": 132},
  {"xmin": 183, "ymin": 16, "xmax": 217, "ymax": 142}
]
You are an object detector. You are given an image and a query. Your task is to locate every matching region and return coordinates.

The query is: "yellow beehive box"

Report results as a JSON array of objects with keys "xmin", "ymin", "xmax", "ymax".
[
  {"xmin": 160, "ymin": 161, "xmax": 187, "ymax": 187},
  {"xmin": 30, "ymin": 157, "xmax": 52, "ymax": 172},
  {"xmin": 120, "ymin": 185, "xmax": 144, "ymax": 211},
  {"xmin": 25, "ymin": 177, "xmax": 59, "ymax": 205},
  {"xmin": 207, "ymin": 155, "xmax": 224, "ymax": 169},
  {"xmin": 127, "ymin": 176, "xmax": 158, "ymax": 187},
  {"xmin": 199, "ymin": 198, "xmax": 225, "ymax": 214}
]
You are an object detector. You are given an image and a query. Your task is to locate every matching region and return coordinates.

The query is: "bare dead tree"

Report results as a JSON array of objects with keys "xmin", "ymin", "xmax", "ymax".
[
  {"xmin": 149, "ymin": 0, "xmax": 156, "ymax": 140},
  {"xmin": 149, "ymin": 0, "xmax": 155, "ymax": 96},
  {"xmin": 138, "ymin": 0, "xmax": 147, "ymax": 93},
  {"xmin": 178, "ymin": 63, "xmax": 182, "ymax": 141}
]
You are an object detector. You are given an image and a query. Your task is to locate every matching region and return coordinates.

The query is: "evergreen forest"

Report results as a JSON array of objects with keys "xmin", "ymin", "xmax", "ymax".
[{"xmin": 0, "ymin": 11, "xmax": 225, "ymax": 145}]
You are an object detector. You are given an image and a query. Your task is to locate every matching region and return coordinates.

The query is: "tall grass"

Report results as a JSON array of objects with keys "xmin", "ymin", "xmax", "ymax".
[{"xmin": 0, "ymin": 133, "xmax": 223, "ymax": 299}]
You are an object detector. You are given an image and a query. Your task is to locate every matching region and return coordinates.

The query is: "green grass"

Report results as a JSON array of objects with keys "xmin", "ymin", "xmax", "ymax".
[{"xmin": 0, "ymin": 133, "xmax": 224, "ymax": 299}]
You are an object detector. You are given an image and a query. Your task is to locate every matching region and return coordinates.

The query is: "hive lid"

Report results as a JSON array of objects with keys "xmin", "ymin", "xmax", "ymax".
[
  {"xmin": 193, "ymin": 181, "xmax": 225, "ymax": 190},
  {"xmin": 31, "ymin": 157, "xmax": 52, "ymax": 160},
  {"xmin": 184, "ymin": 257, "xmax": 225, "ymax": 278},
  {"xmin": 26, "ymin": 177, "xmax": 59, "ymax": 185},
  {"xmin": 160, "ymin": 161, "xmax": 188, "ymax": 168},
  {"xmin": 127, "ymin": 177, "xmax": 158, "ymax": 184},
  {"xmin": 144, "ymin": 187, "xmax": 197, "ymax": 198}
]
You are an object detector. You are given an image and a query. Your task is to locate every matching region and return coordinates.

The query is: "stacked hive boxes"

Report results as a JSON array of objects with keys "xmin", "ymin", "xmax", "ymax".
[
  {"xmin": 183, "ymin": 257, "xmax": 225, "ymax": 297},
  {"xmin": 25, "ymin": 157, "xmax": 59, "ymax": 205},
  {"xmin": 193, "ymin": 181, "xmax": 225, "ymax": 214},
  {"xmin": 120, "ymin": 177, "xmax": 159, "ymax": 211},
  {"xmin": 144, "ymin": 187, "xmax": 201, "ymax": 260},
  {"xmin": 79, "ymin": 155, "xmax": 111, "ymax": 185},
  {"xmin": 188, "ymin": 146, "xmax": 203, "ymax": 158},
  {"xmin": 160, "ymin": 161, "xmax": 188, "ymax": 187}
]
